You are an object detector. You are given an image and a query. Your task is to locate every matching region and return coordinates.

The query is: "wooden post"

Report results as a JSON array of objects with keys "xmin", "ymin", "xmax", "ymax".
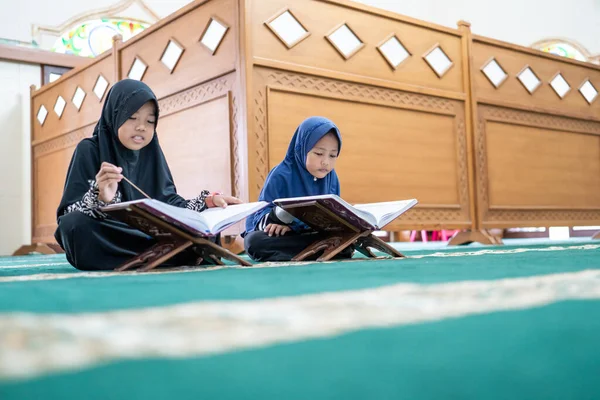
[
  {"xmin": 239, "ymin": 0, "xmax": 256, "ymax": 202},
  {"xmin": 448, "ymin": 21, "xmax": 501, "ymax": 246},
  {"xmin": 112, "ymin": 34, "xmax": 123, "ymax": 82}
]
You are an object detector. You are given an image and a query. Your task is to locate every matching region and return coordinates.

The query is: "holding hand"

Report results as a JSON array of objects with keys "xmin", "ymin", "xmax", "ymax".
[
  {"xmin": 207, "ymin": 193, "xmax": 242, "ymax": 208},
  {"xmin": 265, "ymin": 223, "xmax": 291, "ymax": 237},
  {"xmin": 96, "ymin": 162, "xmax": 122, "ymax": 203}
]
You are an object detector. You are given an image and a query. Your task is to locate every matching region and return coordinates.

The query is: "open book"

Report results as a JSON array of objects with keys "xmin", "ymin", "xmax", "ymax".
[
  {"xmin": 101, "ymin": 199, "xmax": 268, "ymax": 236},
  {"xmin": 274, "ymin": 194, "xmax": 417, "ymax": 231}
]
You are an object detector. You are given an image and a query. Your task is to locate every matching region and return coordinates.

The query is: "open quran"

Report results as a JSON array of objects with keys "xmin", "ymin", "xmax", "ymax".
[
  {"xmin": 100, "ymin": 199, "xmax": 268, "ymax": 271},
  {"xmin": 103, "ymin": 199, "xmax": 268, "ymax": 236},
  {"xmin": 273, "ymin": 195, "xmax": 417, "ymax": 232},
  {"xmin": 272, "ymin": 195, "xmax": 418, "ymax": 262}
]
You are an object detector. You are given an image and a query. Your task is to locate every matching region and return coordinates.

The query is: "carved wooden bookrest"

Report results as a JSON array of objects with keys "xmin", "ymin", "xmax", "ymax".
[
  {"xmin": 104, "ymin": 206, "xmax": 251, "ymax": 272},
  {"xmin": 285, "ymin": 201, "xmax": 404, "ymax": 262}
]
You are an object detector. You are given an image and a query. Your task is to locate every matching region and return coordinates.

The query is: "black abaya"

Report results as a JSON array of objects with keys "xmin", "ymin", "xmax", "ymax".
[{"xmin": 55, "ymin": 79, "xmax": 210, "ymax": 271}]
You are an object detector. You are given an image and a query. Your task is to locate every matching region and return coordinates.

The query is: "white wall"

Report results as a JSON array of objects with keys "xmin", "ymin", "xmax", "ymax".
[
  {"xmin": 0, "ymin": 61, "xmax": 40, "ymax": 255},
  {"xmin": 355, "ymin": 0, "xmax": 600, "ymax": 55}
]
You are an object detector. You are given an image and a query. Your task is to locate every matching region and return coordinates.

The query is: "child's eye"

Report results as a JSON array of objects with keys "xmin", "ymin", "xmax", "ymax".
[
  {"xmin": 129, "ymin": 117, "xmax": 137, "ymax": 120},
  {"xmin": 330, "ymin": 154, "xmax": 337, "ymax": 158},
  {"xmin": 314, "ymin": 152, "xmax": 323, "ymax": 156},
  {"xmin": 148, "ymin": 120, "xmax": 156, "ymax": 124}
]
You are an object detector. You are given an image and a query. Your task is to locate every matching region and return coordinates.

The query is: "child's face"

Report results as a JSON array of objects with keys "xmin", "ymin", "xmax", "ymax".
[
  {"xmin": 117, "ymin": 101, "xmax": 156, "ymax": 150},
  {"xmin": 305, "ymin": 132, "xmax": 339, "ymax": 179}
]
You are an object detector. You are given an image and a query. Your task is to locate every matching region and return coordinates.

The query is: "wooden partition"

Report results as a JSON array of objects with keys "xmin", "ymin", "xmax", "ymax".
[
  {"xmin": 32, "ymin": 52, "xmax": 115, "ymax": 244},
  {"xmin": 247, "ymin": 0, "xmax": 476, "ymax": 233},
  {"xmin": 469, "ymin": 35, "xmax": 600, "ymax": 229},
  {"xmin": 28, "ymin": 0, "xmax": 600, "ymax": 250},
  {"xmin": 30, "ymin": 0, "xmax": 246, "ymax": 245}
]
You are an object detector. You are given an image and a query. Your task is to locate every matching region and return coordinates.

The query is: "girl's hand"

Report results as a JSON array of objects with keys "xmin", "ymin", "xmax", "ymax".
[
  {"xmin": 265, "ymin": 224, "xmax": 291, "ymax": 237},
  {"xmin": 96, "ymin": 162, "xmax": 122, "ymax": 203},
  {"xmin": 209, "ymin": 194, "xmax": 242, "ymax": 208}
]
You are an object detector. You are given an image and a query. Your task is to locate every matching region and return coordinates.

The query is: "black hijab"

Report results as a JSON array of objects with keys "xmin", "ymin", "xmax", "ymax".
[{"xmin": 57, "ymin": 79, "xmax": 186, "ymax": 218}]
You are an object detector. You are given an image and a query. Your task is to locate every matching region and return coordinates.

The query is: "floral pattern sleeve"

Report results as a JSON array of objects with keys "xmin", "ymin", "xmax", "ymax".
[
  {"xmin": 185, "ymin": 190, "xmax": 210, "ymax": 212},
  {"xmin": 62, "ymin": 180, "xmax": 122, "ymax": 219}
]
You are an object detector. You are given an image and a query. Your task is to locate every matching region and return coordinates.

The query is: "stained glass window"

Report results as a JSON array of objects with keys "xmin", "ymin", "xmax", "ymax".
[
  {"xmin": 539, "ymin": 42, "xmax": 587, "ymax": 62},
  {"xmin": 52, "ymin": 19, "xmax": 149, "ymax": 57}
]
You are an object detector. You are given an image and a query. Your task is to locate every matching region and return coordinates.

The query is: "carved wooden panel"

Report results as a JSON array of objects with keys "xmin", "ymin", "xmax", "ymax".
[
  {"xmin": 252, "ymin": 0, "xmax": 465, "ymax": 94},
  {"xmin": 32, "ymin": 55, "xmax": 113, "ymax": 144},
  {"xmin": 159, "ymin": 93, "xmax": 232, "ymax": 199},
  {"xmin": 481, "ymin": 106, "xmax": 600, "ymax": 135},
  {"xmin": 33, "ymin": 147, "xmax": 77, "ymax": 242},
  {"xmin": 268, "ymin": 89, "xmax": 460, "ymax": 204},
  {"xmin": 158, "ymin": 73, "xmax": 235, "ymax": 116},
  {"xmin": 34, "ymin": 125, "xmax": 95, "ymax": 158},
  {"xmin": 476, "ymin": 105, "xmax": 600, "ymax": 227},
  {"xmin": 119, "ymin": 0, "xmax": 237, "ymax": 100},
  {"xmin": 156, "ymin": 72, "xmax": 243, "ymax": 199},
  {"xmin": 32, "ymin": 74, "xmax": 242, "ymax": 242},
  {"xmin": 251, "ymin": 66, "xmax": 472, "ymax": 228},
  {"xmin": 473, "ymin": 39, "xmax": 600, "ymax": 118}
]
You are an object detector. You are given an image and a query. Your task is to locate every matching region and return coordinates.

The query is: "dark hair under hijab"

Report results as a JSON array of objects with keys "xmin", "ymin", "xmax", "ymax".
[{"xmin": 56, "ymin": 79, "xmax": 187, "ymax": 219}]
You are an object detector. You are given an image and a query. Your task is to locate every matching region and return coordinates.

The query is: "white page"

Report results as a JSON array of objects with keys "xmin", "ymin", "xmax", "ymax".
[
  {"xmin": 103, "ymin": 200, "xmax": 267, "ymax": 235},
  {"xmin": 274, "ymin": 195, "xmax": 417, "ymax": 230},
  {"xmin": 147, "ymin": 200, "xmax": 267, "ymax": 235},
  {"xmin": 145, "ymin": 200, "xmax": 211, "ymax": 233},
  {"xmin": 192, "ymin": 202, "xmax": 269, "ymax": 234},
  {"xmin": 353, "ymin": 199, "xmax": 418, "ymax": 228}
]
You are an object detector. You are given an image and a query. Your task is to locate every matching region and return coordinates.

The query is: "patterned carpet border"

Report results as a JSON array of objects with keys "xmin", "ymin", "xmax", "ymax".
[{"xmin": 0, "ymin": 244, "xmax": 598, "ymax": 283}]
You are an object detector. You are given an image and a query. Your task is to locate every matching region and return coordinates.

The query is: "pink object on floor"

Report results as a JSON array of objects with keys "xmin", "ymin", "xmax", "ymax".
[{"xmin": 410, "ymin": 230, "xmax": 459, "ymax": 242}]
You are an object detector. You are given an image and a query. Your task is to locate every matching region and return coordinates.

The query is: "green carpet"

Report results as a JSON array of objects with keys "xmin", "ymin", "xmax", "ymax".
[{"xmin": 1, "ymin": 240, "xmax": 599, "ymax": 399}]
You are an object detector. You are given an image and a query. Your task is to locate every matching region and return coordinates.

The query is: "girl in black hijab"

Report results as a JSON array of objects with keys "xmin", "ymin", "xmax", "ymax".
[{"xmin": 55, "ymin": 79, "xmax": 240, "ymax": 270}]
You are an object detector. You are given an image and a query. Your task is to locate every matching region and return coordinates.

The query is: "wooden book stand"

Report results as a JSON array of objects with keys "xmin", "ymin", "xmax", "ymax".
[
  {"xmin": 279, "ymin": 200, "xmax": 404, "ymax": 262},
  {"xmin": 103, "ymin": 205, "xmax": 251, "ymax": 272}
]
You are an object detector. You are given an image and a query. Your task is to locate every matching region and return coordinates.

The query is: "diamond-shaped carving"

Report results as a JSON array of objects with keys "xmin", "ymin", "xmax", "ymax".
[
  {"xmin": 326, "ymin": 23, "xmax": 364, "ymax": 60},
  {"xmin": 54, "ymin": 96, "xmax": 66, "ymax": 118},
  {"xmin": 93, "ymin": 75, "xmax": 109, "ymax": 100},
  {"xmin": 49, "ymin": 73, "xmax": 62, "ymax": 83},
  {"xmin": 377, "ymin": 35, "xmax": 410, "ymax": 69},
  {"xmin": 549, "ymin": 73, "xmax": 571, "ymax": 99},
  {"xmin": 200, "ymin": 17, "xmax": 229, "ymax": 54},
  {"xmin": 37, "ymin": 105, "xmax": 48, "ymax": 126},
  {"xmin": 265, "ymin": 9, "xmax": 310, "ymax": 49},
  {"xmin": 579, "ymin": 80, "xmax": 598, "ymax": 104},
  {"xmin": 481, "ymin": 58, "xmax": 508, "ymax": 88},
  {"xmin": 517, "ymin": 66, "xmax": 541, "ymax": 94},
  {"xmin": 72, "ymin": 86, "xmax": 86, "ymax": 111},
  {"xmin": 423, "ymin": 45, "xmax": 453, "ymax": 78},
  {"xmin": 161, "ymin": 39, "xmax": 184, "ymax": 73},
  {"xmin": 128, "ymin": 57, "xmax": 148, "ymax": 81}
]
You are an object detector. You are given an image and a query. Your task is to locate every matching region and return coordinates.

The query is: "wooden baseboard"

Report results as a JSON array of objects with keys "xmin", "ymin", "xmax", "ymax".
[{"xmin": 448, "ymin": 230, "xmax": 503, "ymax": 246}]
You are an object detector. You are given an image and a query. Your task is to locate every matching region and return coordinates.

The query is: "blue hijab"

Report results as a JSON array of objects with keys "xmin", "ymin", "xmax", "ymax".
[{"xmin": 245, "ymin": 116, "xmax": 342, "ymax": 233}]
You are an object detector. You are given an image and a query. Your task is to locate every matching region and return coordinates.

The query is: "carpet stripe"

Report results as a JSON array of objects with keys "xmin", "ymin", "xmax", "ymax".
[{"xmin": 1, "ymin": 269, "xmax": 599, "ymax": 380}]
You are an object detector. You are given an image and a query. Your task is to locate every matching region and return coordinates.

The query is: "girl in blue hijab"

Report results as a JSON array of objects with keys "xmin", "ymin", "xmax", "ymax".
[{"xmin": 243, "ymin": 116, "xmax": 353, "ymax": 261}]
